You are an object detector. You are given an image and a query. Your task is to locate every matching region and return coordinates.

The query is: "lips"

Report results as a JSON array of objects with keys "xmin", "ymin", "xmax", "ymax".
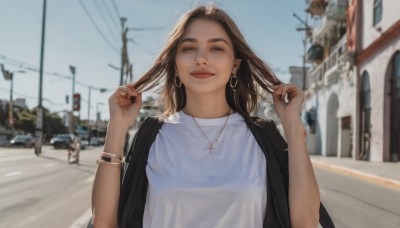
[{"xmin": 190, "ymin": 70, "xmax": 215, "ymax": 79}]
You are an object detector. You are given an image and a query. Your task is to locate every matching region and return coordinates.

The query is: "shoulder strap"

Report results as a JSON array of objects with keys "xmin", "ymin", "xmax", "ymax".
[
  {"xmin": 118, "ymin": 116, "xmax": 164, "ymax": 228},
  {"xmin": 246, "ymin": 118, "xmax": 335, "ymax": 228}
]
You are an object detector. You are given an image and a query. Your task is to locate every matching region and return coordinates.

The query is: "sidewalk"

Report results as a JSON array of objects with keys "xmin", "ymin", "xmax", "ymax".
[{"xmin": 310, "ymin": 155, "xmax": 400, "ymax": 191}]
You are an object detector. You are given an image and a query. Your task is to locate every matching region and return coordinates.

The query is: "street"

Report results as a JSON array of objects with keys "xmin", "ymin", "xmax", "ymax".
[
  {"xmin": 1, "ymin": 146, "xmax": 400, "ymax": 228},
  {"xmin": 315, "ymin": 168, "xmax": 400, "ymax": 228},
  {"xmin": 0, "ymin": 145, "xmax": 99, "ymax": 228}
]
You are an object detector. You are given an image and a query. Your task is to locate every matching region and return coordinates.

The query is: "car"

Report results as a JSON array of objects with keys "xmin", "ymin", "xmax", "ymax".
[
  {"xmin": 10, "ymin": 135, "xmax": 35, "ymax": 148},
  {"xmin": 80, "ymin": 140, "xmax": 89, "ymax": 150},
  {"xmin": 89, "ymin": 137, "xmax": 103, "ymax": 146},
  {"xmin": 50, "ymin": 134, "xmax": 73, "ymax": 149}
]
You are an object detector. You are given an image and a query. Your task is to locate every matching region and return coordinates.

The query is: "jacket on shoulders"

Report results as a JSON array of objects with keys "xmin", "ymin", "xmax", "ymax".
[{"xmin": 117, "ymin": 116, "xmax": 334, "ymax": 228}]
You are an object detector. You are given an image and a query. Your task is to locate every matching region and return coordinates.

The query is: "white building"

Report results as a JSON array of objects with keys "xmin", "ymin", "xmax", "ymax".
[
  {"xmin": 301, "ymin": 0, "xmax": 355, "ymax": 157},
  {"xmin": 299, "ymin": 0, "xmax": 400, "ymax": 162},
  {"xmin": 354, "ymin": 0, "xmax": 400, "ymax": 162}
]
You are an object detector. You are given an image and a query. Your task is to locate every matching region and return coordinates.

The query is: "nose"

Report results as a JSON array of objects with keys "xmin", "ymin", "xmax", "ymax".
[{"xmin": 195, "ymin": 49, "xmax": 208, "ymax": 66}]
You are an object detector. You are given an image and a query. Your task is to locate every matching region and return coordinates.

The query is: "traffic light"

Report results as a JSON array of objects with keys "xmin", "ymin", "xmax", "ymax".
[{"xmin": 73, "ymin": 93, "xmax": 81, "ymax": 111}]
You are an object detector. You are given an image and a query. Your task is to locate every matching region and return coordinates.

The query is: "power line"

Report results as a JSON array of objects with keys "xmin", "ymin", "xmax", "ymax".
[
  {"xmin": 0, "ymin": 55, "xmax": 38, "ymax": 69},
  {"xmin": 1, "ymin": 55, "xmax": 113, "ymax": 91},
  {"xmin": 0, "ymin": 87, "xmax": 64, "ymax": 107},
  {"xmin": 101, "ymin": 0, "xmax": 121, "ymax": 33},
  {"xmin": 78, "ymin": 0, "xmax": 120, "ymax": 54},
  {"xmin": 111, "ymin": 0, "xmax": 121, "ymax": 19},
  {"xmin": 94, "ymin": 0, "xmax": 120, "ymax": 42}
]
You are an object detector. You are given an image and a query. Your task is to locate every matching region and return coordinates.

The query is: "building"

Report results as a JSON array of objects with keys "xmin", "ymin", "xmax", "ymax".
[
  {"xmin": 354, "ymin": 0, "xmax": 400, "ymax": 162},
  {"xmin": 301, "ymin": 0, "xmax": 355, "ymax": 157},
  {"xmin": 289, "ymin": 66, "xmax": 310, "ymax": 89},
  {"xmin": 298, "ymin": 0, "xmax": 400, "ymax": 162}
]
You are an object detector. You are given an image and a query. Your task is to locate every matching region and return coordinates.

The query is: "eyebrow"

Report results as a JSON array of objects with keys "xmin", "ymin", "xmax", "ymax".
[{"xmin": 179, "ymin": 37, "xmax": 230, "ymax": 45}]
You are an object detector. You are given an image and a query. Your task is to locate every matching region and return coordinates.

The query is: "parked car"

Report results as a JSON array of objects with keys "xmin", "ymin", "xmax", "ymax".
[
  {"xmin": 90, "ymin": 137, "xmax": 104, "ymax": 146},
  {"xmin": 10, "ymin": 135, "xmax": 35, "ymax": 148},
  {"xmin": 50, "ymin": 134, "xmax": 73, "ymax": 149},
  {"xmin": 80, "ymin": 140, "xmax": 89, "ymax": 150}
]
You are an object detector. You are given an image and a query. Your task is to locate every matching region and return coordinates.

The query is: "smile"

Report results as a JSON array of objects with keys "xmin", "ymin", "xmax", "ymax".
[{"xmin": 190, "ymin": 70, "xmax": 215, "ymax": 79}]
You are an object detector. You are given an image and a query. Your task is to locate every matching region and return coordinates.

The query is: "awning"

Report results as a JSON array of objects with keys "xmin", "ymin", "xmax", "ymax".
[{"xmin": 307, "ymin": 44, "xmax": 324, "ymax": 62}]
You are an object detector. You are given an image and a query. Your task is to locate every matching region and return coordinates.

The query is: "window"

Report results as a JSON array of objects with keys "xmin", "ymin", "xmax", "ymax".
[
  {"xmin": 394, "ymin": 53, "xmax": 400, "ymax": 96},
  {"xmin": 361, "ymin": 72, "xmax": 371, "ymax": 110},
  {"xmin": 373, "ymin": 0, "xmax": 382, "ymax": 26}
]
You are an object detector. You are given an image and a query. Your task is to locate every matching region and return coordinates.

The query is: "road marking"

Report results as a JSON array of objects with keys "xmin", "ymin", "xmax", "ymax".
[
  {"xmin": 4, "ymin": 171, "xmax": 22, "ymax": 177},
  {"xmin": 18, "ymin": 185, "xmax": 91, "ymax": 227},
  {"xmin": 69, "ymin": 208, "xmax": 92, "ymax": 228},
  {"xmin": 0, "ymin": 155, "xmax": 34, "ymax": 163},
  {"xmin": 43, "ymin": 163, "xmax": 55, "ymax": 168}
]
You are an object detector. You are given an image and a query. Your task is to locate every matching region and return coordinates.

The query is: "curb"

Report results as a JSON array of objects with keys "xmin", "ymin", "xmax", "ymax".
[{"xmin": 311, "ymin": 160, "xmax": 400, "ymax": 191}]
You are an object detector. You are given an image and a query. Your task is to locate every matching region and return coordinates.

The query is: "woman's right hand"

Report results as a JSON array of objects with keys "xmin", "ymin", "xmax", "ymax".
[{"xmin": 108, "ymin": 83, "xmax": 142, "ymax": 128}]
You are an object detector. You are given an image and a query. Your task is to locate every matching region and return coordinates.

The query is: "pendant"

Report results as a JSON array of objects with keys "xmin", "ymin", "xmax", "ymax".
[{"xmin": 208, "ymin": 143, "xmax": 215, "ymax": 154}]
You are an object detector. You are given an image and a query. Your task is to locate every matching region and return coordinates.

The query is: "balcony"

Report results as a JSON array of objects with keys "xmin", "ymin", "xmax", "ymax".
[
  {"xmin": 307, "ymin": 35, "xmax": 347, "ymax": 89},
  {"xmin": 309, "ymin": 0, "xmax": 347, "ymax": 41}
]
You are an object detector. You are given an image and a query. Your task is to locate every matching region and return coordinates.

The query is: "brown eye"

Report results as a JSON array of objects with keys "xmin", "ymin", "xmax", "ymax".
[
  {"xmin": 182, "ymin": 46, "xmax": 196, "ymax": 52},
  {"xmin": 210, "ymin": 46, "xmax": 224, "ymax": 52}
]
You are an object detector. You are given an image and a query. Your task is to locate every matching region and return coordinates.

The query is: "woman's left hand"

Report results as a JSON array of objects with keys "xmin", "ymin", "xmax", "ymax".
[{"xmin": 272, "ymin": 83, "xmax": 305, "ymax": 123}]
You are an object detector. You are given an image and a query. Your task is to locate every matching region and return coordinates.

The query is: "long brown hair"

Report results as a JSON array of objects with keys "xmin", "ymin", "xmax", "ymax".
[{"xmin": 134, "ymin": 5, "xmax": 282, "ymax": 120}]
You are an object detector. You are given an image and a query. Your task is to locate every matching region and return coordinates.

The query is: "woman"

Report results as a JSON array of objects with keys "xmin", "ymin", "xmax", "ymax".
[{"xmin": 91, "ymin": 5, "xmax": 327, "ymax": 228}]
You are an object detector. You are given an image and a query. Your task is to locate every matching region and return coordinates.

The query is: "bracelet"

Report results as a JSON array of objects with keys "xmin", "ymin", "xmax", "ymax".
[
  {"xmin": 99, "ymin": 156, "xmax": 123, "ymax": 164},
  {"xmin": 96, "ymin": 159, "xmax": 123, "ymax": 166},
  {"xmin": 100, "ymin": 152, "xmax": 122, "ymax": 160}
]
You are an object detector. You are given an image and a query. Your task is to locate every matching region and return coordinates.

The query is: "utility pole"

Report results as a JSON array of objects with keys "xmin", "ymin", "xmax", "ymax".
[
  {"xmin": 88, "ymin": 86, "xmax": 92, "ymax": 121},
  {"xmin": 35, "ymin": 0, "xmax": 47, "ymax": 156},
  {"xmin": 293, "ymin": 13, "xmax": 311, "ymax": 91},
  {"xmin": 118, "ymin": 19, "xmax": 164, "ymax": 86},
  {"xmin": 120, "ymin": 17, "xmax": 127, "ymax": 86},
  {"xmin": 0, "ymin": 65, "xmax": 25, "ymax": 137},
  {"xmin": 69, "ymin": 65, "xmax": 76, "ymax": 134}
]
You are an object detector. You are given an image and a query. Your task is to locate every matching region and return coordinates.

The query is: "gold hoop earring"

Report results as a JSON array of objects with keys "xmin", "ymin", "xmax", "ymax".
[
  {"xmin": 230, "ymin": 73, "xmax": 238, "ymax": 91},
  {"xmin": 175, "ymin": 74, "xmax": 182, "ymax": 88}
]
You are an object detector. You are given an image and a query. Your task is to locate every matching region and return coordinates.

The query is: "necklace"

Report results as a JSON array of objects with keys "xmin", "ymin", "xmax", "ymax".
[{"xmin": 188, "ymin": 109, "xmax": 230, "ymax": 154}]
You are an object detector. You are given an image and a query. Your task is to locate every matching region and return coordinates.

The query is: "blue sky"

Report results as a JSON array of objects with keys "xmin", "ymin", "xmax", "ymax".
[{"xmin": 0, "ymin": 0, "xmax": 308, "ymax": 120}]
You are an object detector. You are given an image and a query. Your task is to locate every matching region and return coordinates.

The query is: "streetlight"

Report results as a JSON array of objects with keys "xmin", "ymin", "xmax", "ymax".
[{"xmin": 0, "ymin": 64, "xmax": 25, "ymax": 136}]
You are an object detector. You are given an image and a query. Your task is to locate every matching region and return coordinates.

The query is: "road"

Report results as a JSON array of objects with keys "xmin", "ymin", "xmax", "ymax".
[
  {"xmin": 0, "ymin": 145, "xmax": 99, "ymax": 228},
  {"xmin": 315, "ymin": 168, "xmax": 400, "ymax": 228},
  {"xmin": 1, "ymin": 146, "xmax": 399, "ymax": 228}
]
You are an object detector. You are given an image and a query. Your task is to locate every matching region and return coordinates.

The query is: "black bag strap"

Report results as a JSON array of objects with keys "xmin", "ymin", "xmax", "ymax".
[{"xmin": 118, "ymin": 116, "xmax": 165, "ymax": 227}]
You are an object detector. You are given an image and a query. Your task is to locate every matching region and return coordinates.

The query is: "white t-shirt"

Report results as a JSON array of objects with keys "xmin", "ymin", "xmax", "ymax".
[{"xmin": 143, "ymin": 111, "xmax": 267, "ymax": 228}]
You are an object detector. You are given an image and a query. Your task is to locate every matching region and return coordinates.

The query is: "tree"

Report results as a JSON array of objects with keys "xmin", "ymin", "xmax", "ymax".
[
  {"xmin": 31, "ymin": 107, "xmax": 68, "ymax": 141},
  {"xmin": 16, "ymin": 110, "xmax": 36, "ymax": 134}
]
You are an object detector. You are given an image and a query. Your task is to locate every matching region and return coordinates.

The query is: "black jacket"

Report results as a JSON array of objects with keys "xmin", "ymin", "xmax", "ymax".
[{"xmin": 117, "ymin": 116, "xmax": 335, "ymax": 228}]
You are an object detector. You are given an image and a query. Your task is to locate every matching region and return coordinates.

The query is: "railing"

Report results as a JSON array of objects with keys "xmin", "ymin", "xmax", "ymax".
[{"xmin": 307, "ymin": 35, "xmax": 347, "ymax": 90}]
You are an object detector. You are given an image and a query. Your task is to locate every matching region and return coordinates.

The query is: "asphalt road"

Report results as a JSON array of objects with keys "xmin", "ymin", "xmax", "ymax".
[
  {"xmin": 1, "ymin": 146, "xmax": 399, "ymax": 228},
  {"xmin": 315, "ymin": 168, "xmax": 400, "ymax": 228},
  {"xmin": 0, "ymin": 145, "xmax": 99, "ymax": 228}
]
